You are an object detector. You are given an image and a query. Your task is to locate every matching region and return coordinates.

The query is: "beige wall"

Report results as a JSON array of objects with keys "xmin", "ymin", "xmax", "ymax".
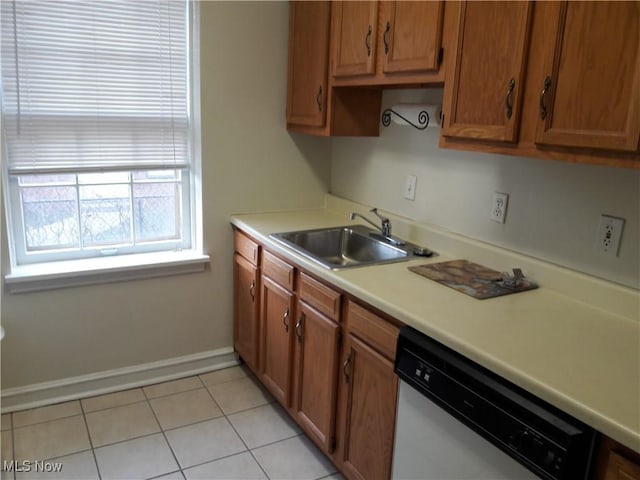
[
  {"xmin": 0, "ymin": 2, "xmax": 331, "ymax": 389},
  {"xmin": 331, "ymin": 89, "xmax": 640, "ymax": 288}
]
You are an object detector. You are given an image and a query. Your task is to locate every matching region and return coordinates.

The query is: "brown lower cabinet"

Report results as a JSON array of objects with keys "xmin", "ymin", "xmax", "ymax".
[
  {"xmin": 232, "ymin": 227, "xmax": 638, "ymax": 479},
  {"xmin": 336, "ymin": 333, "xmax": 398, "ymax": 480},
  {"xmin": 593, "ymin": 436, "xmax": 640, "ymax": 480},
  {"xmin": 233, "ymin": 229, "xmax": 400, "ymax": 479},
  {"xmin": 292, "ymin": 299, "xmax": 341, "ymax": 452}
]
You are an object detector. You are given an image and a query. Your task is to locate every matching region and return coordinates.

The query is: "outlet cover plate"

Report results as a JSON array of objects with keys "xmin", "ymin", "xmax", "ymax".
[
  {"xmin": 490, "ymin": 192, "xmax": 509, "ymax": 223},
  {"xmin": 596, "ymin": 215, "xmax": 624, "ymax": 256}
]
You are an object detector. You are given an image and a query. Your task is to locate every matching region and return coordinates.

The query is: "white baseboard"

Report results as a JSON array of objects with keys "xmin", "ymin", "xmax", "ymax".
[{"xmin": 1, "ymin": 347, "xmax": 239, "ymax": 413}]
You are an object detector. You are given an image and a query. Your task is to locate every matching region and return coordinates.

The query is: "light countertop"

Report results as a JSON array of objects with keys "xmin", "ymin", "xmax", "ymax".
[{"xmin": 230, "ymin": 197, "xmax": 640, "ymax": 453}]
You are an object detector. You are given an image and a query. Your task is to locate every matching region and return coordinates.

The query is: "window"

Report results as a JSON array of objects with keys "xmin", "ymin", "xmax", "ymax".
[{"xmin": 1, "ymin": 0, "xmax": 203, "ymax": 282}]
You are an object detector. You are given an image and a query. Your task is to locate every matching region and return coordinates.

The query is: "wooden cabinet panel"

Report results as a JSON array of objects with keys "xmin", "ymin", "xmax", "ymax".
[
  {"xmin": 293, "ymin": 301, "xmax": 340, "ymax": 453},
  {"xmin": 381, "ymin": 1, "xmax": 444, "ymax": 75},
  {"xmin": 260, "ymin": 275, "xmax": 294, "ymax": 406},
  {"xmin": 287, "ymin": 1, "xmax": 331, "ymax": 128},
  {"xmin": 441, "ymin": 1, "xmax": 533, "ymax": 142},
  {"xmin": 535, "ymin": 1, "xmax": 640, "ymax": 152},
  {"xmin": 337, "ymin": 334, "xmax": 398, "ymax": 480},
  {"xmin": 347, "ymin": 301, "xmax": 398, "ymax": 361},
  {"xmin": 332, "ymin": 1, "xmax": 378, "ymax": 77},
  {"xmin": 262, "ymin": 250, "xmax": 295, "ymax": 291},
  {"xmin": 299, "ymin": 272, "xmax": 341, "ymax": 321},
  {"xmin": 603, "ymin": 452, "xmax": 640, "ymax": 480},
  {"xmin": 233, "ymin": 254, "xmax": 259, "ymax": 371},
  {"xmin": 234, "ymin": 230, "xmax": 259, "ymax": 266}
]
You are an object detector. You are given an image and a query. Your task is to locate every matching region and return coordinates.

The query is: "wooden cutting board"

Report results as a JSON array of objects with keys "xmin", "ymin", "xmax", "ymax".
[{"xmin": 409, "ymin": 259, "xmax": 538, "ymax": 299}]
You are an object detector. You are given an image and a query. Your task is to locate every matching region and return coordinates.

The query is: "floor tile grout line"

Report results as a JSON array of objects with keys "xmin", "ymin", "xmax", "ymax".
[
  {"xmin": 145, "ymin": 468, "xmax": 184, "ymax": 480},
  {"xmin": 223, "ymin": 409, "xmax": 271, "ymax": 480},
  {"xmin": 142, "ymin": 388, "xmax": 185, "ymax": 476},
  {"xmin": 9, "ymin": 415, "xmax": 16, "ymax": 480},
  {"xmin": 142, "ymin": 375, "xmax": 207, "ymax": 402},
  {"xmin": 79, "ymin": 400, "xmax": 103, "ymax": 480},
  {"xmin": 11, "ymin": 410, "xmax": 84, "ymax": 431},
  {"xmin": 82, "ymin": 397, "xmax": 148, "ymax": 416}
]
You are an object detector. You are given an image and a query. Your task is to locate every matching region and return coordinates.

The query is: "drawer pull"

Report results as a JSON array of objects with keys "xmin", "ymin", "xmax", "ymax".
[
  {"xmin": 383, "ymin": 21, "xmax": 391, "ymax": 54},
  {"xmin": 540, "ymin": 76, "xmax": 551, "ymax": 120},
  {"xmin": 283, "ymin": 308, "xmax": 290, "ymax": 332},
  {"xmin": 505, "ymin": 78, "xmax": 515, "ymax": 119},
  {"xmin": 316, "ymin": 85, "xmax": 322, "ymax": 112},
  {"xmin": 365, "ymin": 25, "xmax": 372, "ymax": 57},
  {"xmin": 249, "ymin": 280, "xmax": 255, "ymax": 302},
  {"xmin": 343, "ymin": 351, "xmax": 353, "ymax": 384},
  {"xmin": 295, "ymin": 313, "xmax": 304, "ymax": 343}
]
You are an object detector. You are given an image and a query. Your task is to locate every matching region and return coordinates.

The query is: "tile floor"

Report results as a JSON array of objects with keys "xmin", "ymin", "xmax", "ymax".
[{"xmin": 0, "ymin": 366, "xmax": 344, "ymax": 480}]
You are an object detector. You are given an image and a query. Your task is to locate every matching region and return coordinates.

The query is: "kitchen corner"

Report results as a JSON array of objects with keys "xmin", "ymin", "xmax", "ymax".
[{"xmin": 231, "ymin": 193, "xmax": 640, "ymax": 454}]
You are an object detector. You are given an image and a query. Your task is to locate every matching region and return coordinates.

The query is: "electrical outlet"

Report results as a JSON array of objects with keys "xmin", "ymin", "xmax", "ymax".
[
  {"xmin": 596, "ymin": 215, "xmax": 624, "ymax": 256},
  {"xmin": 490, "ymin": 192, "xmax": 509, "ymax": 223},
  {"xmin": 404, "ymin": 175, "xmax": 417, "ymax": 201}
]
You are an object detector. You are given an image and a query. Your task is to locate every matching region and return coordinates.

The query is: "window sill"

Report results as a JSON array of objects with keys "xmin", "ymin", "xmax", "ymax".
[{"xmin": 5, "ymin": 251, "xmax": 210, "ymax": 293}]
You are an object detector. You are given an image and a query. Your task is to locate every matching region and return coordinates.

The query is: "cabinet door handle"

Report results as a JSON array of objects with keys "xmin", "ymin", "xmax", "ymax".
[
  {"xmin": 295, "ymin": 313, "xmax": 304, "ymax": 343},
  {"xmin": 283, "ymin": 308, "xmax": 290, "ymax": 332},
  {"xmin": 343, "ymin": 351, "xmax": 353, "ymax": 384},
  {"xmin": 316, "ymin": 85, "xmax": 322, "ymax": 112},
  {"xmin": 249, "ymin": 280, "xmax": 255, "ymax": 302},
  {"xmin": 383, "ymin": 21, "xmax": 391, "ymax": 54},
  {"xmin": 539, "ymin": 76, "xmax": 551, "ymax": 120},
  {"xmin": 505, "ymin": 78, "xmax": 515, "ymax": 120},
  {"xmin": 365, "ymin": 25, "xmax": 372, "ymax": 57}
]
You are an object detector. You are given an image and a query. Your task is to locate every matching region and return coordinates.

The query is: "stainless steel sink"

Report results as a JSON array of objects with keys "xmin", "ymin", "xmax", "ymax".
[{"xmin": 269, "ymin": 225, "xmax": 432, "ymax": 269}]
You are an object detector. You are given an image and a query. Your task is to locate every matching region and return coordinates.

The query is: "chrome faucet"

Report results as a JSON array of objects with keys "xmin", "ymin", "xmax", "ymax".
[{"xmin": 350, "ymin": 208, "xmax": 405, "ymax": 245}]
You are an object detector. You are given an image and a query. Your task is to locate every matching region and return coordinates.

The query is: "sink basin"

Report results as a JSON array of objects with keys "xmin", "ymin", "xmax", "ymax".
[{"xmin": 270, "ymin": 225, "xmax": 428, "ymax": 269}]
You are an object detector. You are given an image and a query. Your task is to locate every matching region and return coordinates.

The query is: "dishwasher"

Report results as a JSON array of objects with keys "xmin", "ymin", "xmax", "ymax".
[{"xmin": 392, "ymin": 326, "xmax": 598, "ymax": 480}]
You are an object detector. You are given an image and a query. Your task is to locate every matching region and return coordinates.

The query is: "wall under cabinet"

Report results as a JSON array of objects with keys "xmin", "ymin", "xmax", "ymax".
[{"xmin": 331, "ymin": 89, "xmax": 640, "ymax": 289}]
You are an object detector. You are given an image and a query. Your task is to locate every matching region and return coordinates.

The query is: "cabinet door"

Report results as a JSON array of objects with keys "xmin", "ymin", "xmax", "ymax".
[
  {"xmin": 535, "ymin": 1, "xmax": 640, "ymax": 152},
  {"xmin": 233, "ymin": 254, "xmax": 259, "ymax": 371},
  {"xmin": 292, "ymin": 301, "xmax": 340, "ymax": 453},
  {"xmin": 260, "ymin": 275, "xmax": 294, "ymax": 406},
  {"xmin": 332, "ymin": 1, "xmax": 378, "ymax": 77},
  {"xmin": 287, "ymin": 1, "xmax": 331, "ymax": 128},
  {"xmin": 441, "ymin": 1, "xmax": 533, "ymax": 142},
  {"xmin": 381, "ymin": 1, "xmax": 444, "ymax": 75},
  {"xmin": 337, "ymin": 335, "xmax": 398, "ymax": 480}
]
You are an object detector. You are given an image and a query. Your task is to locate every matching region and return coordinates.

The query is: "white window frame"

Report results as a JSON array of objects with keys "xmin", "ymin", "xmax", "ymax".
[{"xmin": 1, "ymin": 1, "xmax": 207, "ymax": 293}]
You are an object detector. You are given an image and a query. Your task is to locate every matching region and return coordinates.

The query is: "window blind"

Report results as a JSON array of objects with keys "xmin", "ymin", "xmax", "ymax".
[{"xmin": 1, "ymin": 0, "xmax": 189, "ymax": 174}]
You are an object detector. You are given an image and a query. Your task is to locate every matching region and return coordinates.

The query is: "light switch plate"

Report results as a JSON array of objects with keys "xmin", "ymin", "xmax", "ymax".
[{"xmin": 404, "ymin": 175, "xmax": 417, "ymax": 201}]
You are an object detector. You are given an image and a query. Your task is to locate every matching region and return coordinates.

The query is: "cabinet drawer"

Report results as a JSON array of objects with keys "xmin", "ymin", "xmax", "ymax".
[
  {"xmin": 263, "ymin": 250, "xmax": 295, "ymax": 290},
  {"xmin": 234, "ymin": 230, "xmax": 259, "ymax": 265},
  {"xmin": 346, "ymin": 301, "xmax": 398, "ymax": 361},
  {"xmin": 299, "ymin": 272, "xmax": 341, "ymax": 321}
]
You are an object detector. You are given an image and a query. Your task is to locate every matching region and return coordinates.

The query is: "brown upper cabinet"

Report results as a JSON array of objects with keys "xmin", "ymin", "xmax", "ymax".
[
  {"xmin": 286, "ymin": 1, "xmax": 331, "ymax": 129},
  {"xmin": 441, "ymin": 1, "xmax": 533, "ymax": 142},
  {"xmin": 534, "ymin": 1, "xmax": 640, "ymax": 152},
  {"xmin": 332, "ymin": 1, "xmax": 379, "ymax": 78},
  {"xmin": 381, "ymin": 1, "xmax": 445, "ymax": 76},
  {"xmin": 286, "ymin": 1, "xmax": 382, "ymax": 136},
  {"xmin": 440, "ymin": 1, "xmax": 640, "ymax": 167},
  {"xmin": 331, "ymin": 1, "xmax": 445, "ymax": 86}
]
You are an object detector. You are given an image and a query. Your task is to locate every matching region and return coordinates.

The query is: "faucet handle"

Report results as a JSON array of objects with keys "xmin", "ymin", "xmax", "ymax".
[{"xmin": 370, "ymin": 208, "xmax": 389, "ymax": 222}]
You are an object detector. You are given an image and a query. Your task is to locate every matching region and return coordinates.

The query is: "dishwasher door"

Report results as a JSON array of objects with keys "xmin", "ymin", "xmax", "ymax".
[{"xmin": 392, "ymin": 380, "xmax": 540, "ymax": 480}]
